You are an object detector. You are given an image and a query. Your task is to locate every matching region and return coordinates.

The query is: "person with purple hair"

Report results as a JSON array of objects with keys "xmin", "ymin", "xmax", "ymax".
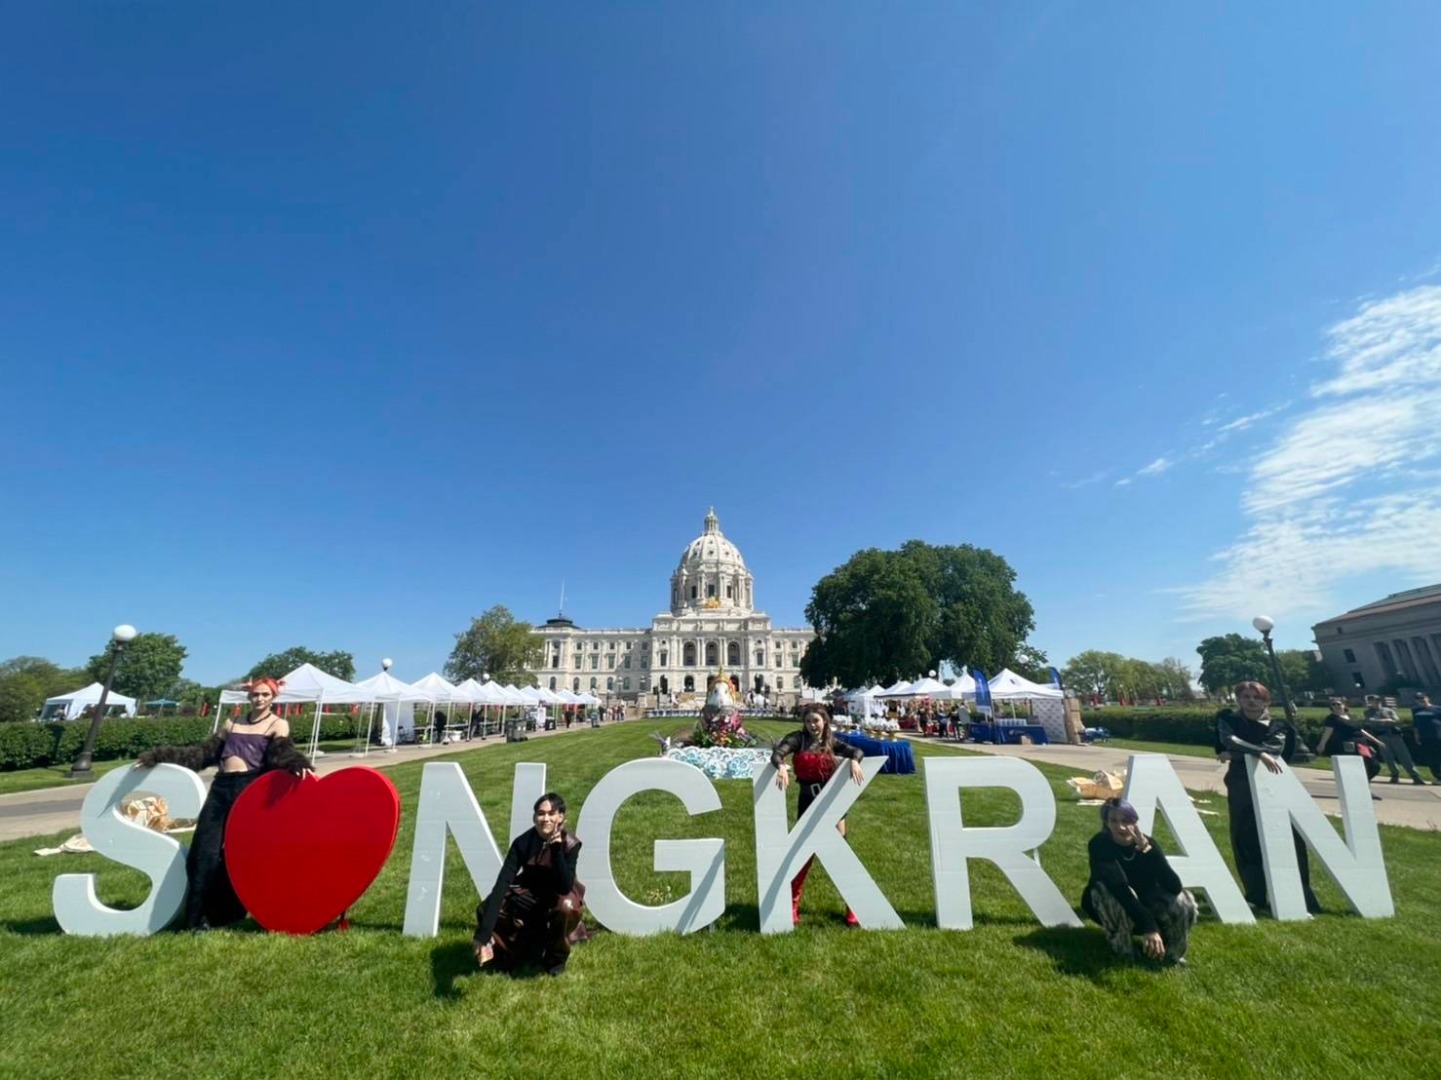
[{"xmin": 1081, "ymin": 797, "xmax": 1197, "ymax": 966}]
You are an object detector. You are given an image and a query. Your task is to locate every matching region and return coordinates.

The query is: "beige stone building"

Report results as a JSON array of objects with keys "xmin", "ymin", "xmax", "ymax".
[
  {"xmin": 1312, "ymin": 584, "xmax": 1441, "ymax": 696},
  {"xmin": 529, "ymin": 509, "xmax": 816, "ymax": 707}
]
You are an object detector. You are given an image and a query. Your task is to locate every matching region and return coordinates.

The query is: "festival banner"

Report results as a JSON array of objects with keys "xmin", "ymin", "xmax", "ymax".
[
  {"xmin": 972, "ymin": 668, "xmax": 992, "ymax": 718},
  {"xmin": 1048, "ymin": 666, "xmax": 1063, "ymax": 690}
]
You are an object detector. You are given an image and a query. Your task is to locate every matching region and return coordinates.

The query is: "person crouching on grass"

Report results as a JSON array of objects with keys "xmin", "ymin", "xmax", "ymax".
[
  {"xmin": 473, "ymin": 792, "xmax": 587, "ymax": 976},
  {"xmin": 1081, "ymin": 798, "xmax": 1197, "ymax": 967}
]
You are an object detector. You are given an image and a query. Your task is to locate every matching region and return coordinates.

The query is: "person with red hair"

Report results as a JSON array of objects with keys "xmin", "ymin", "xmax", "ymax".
[
  {"xmin": 1215, "ymin": 680, "xmax": 1320, "ymax": 915},
  {"xmin": 135, "ymin": 676, "xmax": 311, "ymax": 929}
]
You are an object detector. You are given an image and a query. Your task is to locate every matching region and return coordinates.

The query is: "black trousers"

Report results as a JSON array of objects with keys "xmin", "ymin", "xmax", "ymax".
[
  {"xmin": 1226, "ymin": 773, "xmax": 1319, "ymax": 913},
  {"xmin": 1419, "ymin": 740, "xmax": 1441, "ymax": 783},
  {"xmin": 185, "ymin": 771, "xmax": 260, "ymax": 929}
]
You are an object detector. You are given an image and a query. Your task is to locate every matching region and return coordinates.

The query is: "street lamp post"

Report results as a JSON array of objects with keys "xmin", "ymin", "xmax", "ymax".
[
  {"xmin": 1251, "ymin": 615, "xmax": 1312, "ymax": 762},
  {"xmin": 69, "ymin": 624, "xmax": 138, "ymax": 780}
]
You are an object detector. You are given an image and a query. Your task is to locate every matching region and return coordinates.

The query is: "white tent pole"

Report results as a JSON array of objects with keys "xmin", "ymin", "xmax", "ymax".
[
  {"xmin": 309, "ymin": 694, "xmax": 324, "ymax": 760},
  {"xmin": 360, "ymin": 701, "xmax": 375, "ymax": 758}
]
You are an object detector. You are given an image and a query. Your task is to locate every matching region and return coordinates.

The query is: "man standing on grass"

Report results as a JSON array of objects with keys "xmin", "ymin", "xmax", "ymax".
[
  {"xmin": 1365, "ymin": 696, "xmax": 1428, "ymax": 785},
  {"xmin": 1412, "ymin": 693, "xmax": 1441, "ymax": 783}
]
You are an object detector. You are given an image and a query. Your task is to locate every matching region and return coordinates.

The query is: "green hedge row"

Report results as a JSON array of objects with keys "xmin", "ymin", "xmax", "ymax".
[
  {"xmin": 0, "ymin": 713, "xmax": 366, "ymax": 772},
  {"xmin": 1080, "ymin": 707, "xmax": 1344, "ymax": 749}
]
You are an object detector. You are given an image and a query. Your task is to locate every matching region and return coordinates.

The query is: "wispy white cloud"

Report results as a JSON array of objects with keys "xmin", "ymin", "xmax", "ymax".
[
  {"xmin": 1178, "ymin": 283, "xmax": 1441, "ymax": 622},
  {"xmin": 1136, "ymin": 456, "xmax": 1173, "ymax": 477},
  {"xmin": 1216, "ymin": 404, "xmax": 1288, "ymax": 434},
  {"xmin": 1063, "ymin": 470, "xmax": 1110, "ymax": 489},
  {"xmin": 1113, "ymin": 477, "xmax": 1133, "ymax": 488}
]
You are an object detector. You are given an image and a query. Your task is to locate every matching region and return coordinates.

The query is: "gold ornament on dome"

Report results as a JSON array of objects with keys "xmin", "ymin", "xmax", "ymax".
[{"xmin": 704, "ymin": 595, "xmax": 722, "ymax": 609}]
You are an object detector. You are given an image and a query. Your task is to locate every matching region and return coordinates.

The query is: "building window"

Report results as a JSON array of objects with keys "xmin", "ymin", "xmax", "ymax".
[
  {"xmin": 593, "ymin": 641, "xmax": 601, "ymax": 650},
  {"xmin": 573, "ymin": 678, "xmax": 580, "ymax": 692},
  {"xmin": 684, "ymin": 675, "xmax": 695, "ymax": 692},
  {"xmin": 591, "ymin": 677, "xmax": 598, "ymax": 690},
  {"xmin": 726, "ymin": 585, "xmax": 733, "ymax": 599},
  {"xmin": 707, "ymin": 584, "xmax": 716, "ymax": 598},
  {"xmin": 606, "ymin": 677, "xmax": 614, "ymax": 691},
  {"xmin": 659, "ymin": 653, "xmax": 668, "ymax": 667},
  {"xmin": 590, "ymin": 655, "xmax": 598, "ymax": 669},
  {"xmin": 690, "ymin": 586, "xmax": 697, "ymax": 600},
  {"xmin": 623, "ymin": 657, "xmax": 631, "ymax": 669},
  {"xmin": 705, "ymin": 641, "xmax": 718, "ymax": 667},
  {"xmin": 607, "ymin": 655, "xmax": 615, "ymax": 669},
  {"xmin": 793, "ymin": 676, "xmax": 802, "ymax": 690},
  {"xmin": 1352, "ymin": 672, "xmax": 1366, "ymax": 688},
  {"xmin": 549, "ymin": 677, "xmax": 556, "ymax": 690},
  {"xmin": 755, "ymin": 650, "xmax": 764, "ymax": 666},
  {"xmin": 623, "ymin": 677, "xmax": 631, "ymax": 691},
  {"xmin": 682, "ymin": 643, "xmax": 696, "ymax": 667},
  {"xmin": 1342, "ymin": 648, "xmax": 1356, "ymax": 663},
  {"xmin": 608, "ymin": 641, "xmax": 616, "ymax": 650},
  {"xmin": 727, "ymin": 641, "xmax": 740, "ymax": 667},
  {"xmin": 551, "ymin": 652, "xmax": 561, "ymax": 668}
]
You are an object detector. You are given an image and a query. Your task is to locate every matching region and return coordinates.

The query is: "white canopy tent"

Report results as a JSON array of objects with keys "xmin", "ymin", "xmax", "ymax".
[
  {"xmin": 42, "ymin": 683, "xmax": 137, "ymax": 720},
  {"xmin": 216, "ymin": 663, "xmax": 372, "ymax": 756},
  {"xmin": 931, "ymin": 672, "xmax": 978, "ymax": 701},
  {"xmin": 876, "ymin": 680, "xmax": 916, "ymax": 698},
  {"xmin": 906, "ymin": 676, "xmax": 947, "ymax": 696},
  {"xmin": 351, "ymin": 671, "xmax": 430, "ymax": 750},
  {"xmin": 986, "ymin": 668, "xmax": 1064, "ymax": 700}
]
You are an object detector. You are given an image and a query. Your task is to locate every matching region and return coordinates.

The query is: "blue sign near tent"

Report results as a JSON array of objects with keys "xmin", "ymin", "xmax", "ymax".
[{"xmin": 971, "ymin": 668, "xmax": 992, "ymax": 718}]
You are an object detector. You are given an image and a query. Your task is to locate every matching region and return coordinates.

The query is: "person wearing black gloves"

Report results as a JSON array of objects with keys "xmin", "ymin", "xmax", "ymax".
[
  {"xmin": 1216, "ymin": 680, "xmax": 1321, "ymax": 915},
  {"xmin": 474, "ymin": 792, "xmax": 586, "ymax": 976},
  {"xmin": 133, "ymin": 676, "xmax": 312, "ymax": 930},
  {"xmin": 1081, "ymin": 798, "xmax": 1197, "ymax": 965}
]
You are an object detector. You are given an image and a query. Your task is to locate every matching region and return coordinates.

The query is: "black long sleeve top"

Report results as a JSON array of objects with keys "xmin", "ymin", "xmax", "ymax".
[
  {"xmin": 1215, "ymin": 708, "xmax": 1285, "ymax": 783},
  {"xmin": 474, "ymin": 828, "xmax": 582, "ymax": 945},
  {"xmin": 769, "ymin": 730, "xmax": 865, "ymax": 770},
  {"xmin": 1085, "ymin": 831, "xmax": 1184, "ymax": 933}
]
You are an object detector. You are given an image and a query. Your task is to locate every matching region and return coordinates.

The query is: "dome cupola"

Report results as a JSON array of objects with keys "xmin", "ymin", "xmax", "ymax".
[{"xmin": 670, "ymin": 508, "xmax": 754, "ymax": 615}]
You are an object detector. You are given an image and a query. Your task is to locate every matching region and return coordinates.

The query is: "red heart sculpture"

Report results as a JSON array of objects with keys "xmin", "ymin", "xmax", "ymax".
[{"xmin": 225, "ymin": 767, "xmax": 400, "ymax": 935}]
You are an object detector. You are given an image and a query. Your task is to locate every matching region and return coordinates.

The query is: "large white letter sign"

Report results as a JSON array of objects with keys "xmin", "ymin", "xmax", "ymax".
[
  {"xmin": 55, "ymin": 764, "xmax": 206, "ymax": 936},
  {"xmin": 402, "ymin": 762, "xmax": 505, "ymax": 937},
  {"xmin": 924, "ymin": 757, "xmax": 1081, "ymax": 930},
  {"xmin": 1122, "ymin": 753, "xmax": 1253, "ymax": 924},
  {"xmin": 576, "ymin": 759, "xmax": 726, "ymax": 935},
  {"xmin": 753, "ymin": 757, "xmax": 901, "ymax": 934},
  {"xmin": 1250, "ymin": 754, "xmax": 1393, "ymax": 921},
  {"xmin": 509, "ymin": 763, "xmax": 548, "ymax": 845}
]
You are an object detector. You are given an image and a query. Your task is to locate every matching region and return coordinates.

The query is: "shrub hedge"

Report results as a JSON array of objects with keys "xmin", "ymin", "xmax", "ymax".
[
  {"xmin": 0, "ymin": 712, "xmax": 365, "ymax": 771},
  {"xmin": 1080, "ymin": 706, "xmax": 1339, "ymax": 749}
]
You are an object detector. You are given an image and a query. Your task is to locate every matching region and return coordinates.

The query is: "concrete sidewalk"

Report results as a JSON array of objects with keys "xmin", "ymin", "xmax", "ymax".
[
  {"xmin": 0, "ymin": 721, "xmax": 600, "ymax": 843},
  {"xmin": 911, "ymin": 737, "xmax": 1441, "ymax": 831}
]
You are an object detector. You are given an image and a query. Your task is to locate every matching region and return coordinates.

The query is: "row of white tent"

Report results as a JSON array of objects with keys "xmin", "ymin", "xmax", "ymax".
[
  {"xmin": 844, "ymin": 669, "xmax": 1062, "ymax": 716},
  {"xmin": 215, "ymin": 663, "xmax": 604, "ymax": 756}
]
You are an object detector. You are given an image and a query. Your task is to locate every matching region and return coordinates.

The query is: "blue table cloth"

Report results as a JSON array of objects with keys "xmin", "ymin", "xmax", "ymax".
[
  {"xmin": 966, "ymin": 722, "xmax": 1049, "ymax": 746},
  {"xmin": 836, "ymin": 732, "xmax": 916, "ymax": 775}
]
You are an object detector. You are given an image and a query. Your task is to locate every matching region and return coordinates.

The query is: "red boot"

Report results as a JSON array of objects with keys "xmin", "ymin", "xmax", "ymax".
[
  {"xmin": 790, "ymin": 858, "xmax": 813, "ymax": 926},
  {"xmin": 844, "ymin": 907, "xmax": 859, "ymax": 927}
]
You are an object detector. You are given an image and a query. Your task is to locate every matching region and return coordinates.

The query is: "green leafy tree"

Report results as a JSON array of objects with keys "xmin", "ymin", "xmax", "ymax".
[
  {"xmin": 1010, "ymin": 644, "xmax": 1052, "ymax": 684},
  {"xmin": 1277, "ymin": 649, "xmax": 1331, "ymax": 698},
  {"xmin": 1155, "ymin": 657, "xmax": 1197, "ymax": 701},
  {"xmin": 445, "ymin": 605, "xmax": 544, "ymax": 685},
  {"xmin": 86, "ymin": 633, "xmax": 188, "ymax": 703},
  {"xmin": 0, "ymin": 657, "xmax": 88, "ymax": 723},
  {"xmin": 247, "ymin": 647, "xmax": 356, "ymax": 683},
  {"xmin": 1062, "ymin": 650, "xmax": 1130, "ymax": 699},
  {"xmin": 1196, "ymin": 634, "xmax": 1269, "ymax": 695},
  {"xmin": 800, "ymin": 541, "xmax": 1035, "ymax": 688}
]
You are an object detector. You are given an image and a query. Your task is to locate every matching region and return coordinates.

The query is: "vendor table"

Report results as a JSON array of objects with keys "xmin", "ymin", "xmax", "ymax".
[
  {"xmin": 836, "ymin": 732, "xmax": 916, "ymax": 775},
  {"xmin": 966, "ymin": 722, "xmax": 1049, "ymax": 746}
]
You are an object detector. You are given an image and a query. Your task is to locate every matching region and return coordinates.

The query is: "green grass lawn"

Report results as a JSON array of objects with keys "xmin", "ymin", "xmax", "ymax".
[
  {"xmin": 1103, "ymin": 736, "xmax": 1375, "ymax": 774},
  {"xmin": 2, "ymin": 722, "xmax": 1438, "ymax": 1079}
]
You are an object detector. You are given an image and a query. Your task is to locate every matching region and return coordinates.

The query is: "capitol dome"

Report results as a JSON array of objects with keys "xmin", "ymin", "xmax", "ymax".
[{"xmin": 670, "ymin": 508, "xmax": 755, "ymax": 616}]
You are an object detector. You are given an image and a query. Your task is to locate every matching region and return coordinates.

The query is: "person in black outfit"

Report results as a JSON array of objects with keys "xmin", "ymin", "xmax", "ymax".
[
  {"xmin": 1313, "ymin": 698, "xmax": 1384, "ymax": 781},
  {"xmin": 1216, "ymin": 680, "xmax": 1321, "ymax": 915},
  {"xmin": 1081, "ymin": 798, "xmax": 1197, "ymax": 965},
  {"xmin": 473, "ymin": 792, "xmax": 586, "ymax": 976},
  {"xmin": 133, "ymin": 677, "xmax": 312, "ymax": 929},
  {"xmin": 1412, "ymin": 694, "xmax": 1441, "ymax": 783}
]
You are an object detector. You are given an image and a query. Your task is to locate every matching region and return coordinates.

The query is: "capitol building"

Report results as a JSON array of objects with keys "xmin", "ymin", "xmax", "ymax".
[{"xmin": 529, "ymin": 509, "xmax": 817, "ymax": 706}]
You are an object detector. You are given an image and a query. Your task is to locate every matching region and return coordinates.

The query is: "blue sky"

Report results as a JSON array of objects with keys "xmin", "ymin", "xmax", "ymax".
[{"xmin": 4, "ymin": 4, "xmax": 1441, "ymax": 685}]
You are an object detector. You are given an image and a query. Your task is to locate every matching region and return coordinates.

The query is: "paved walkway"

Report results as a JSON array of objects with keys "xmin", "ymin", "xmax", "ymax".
[
  {"xmin": 912, "ymin": 737, "xmax": 1441, "ymax": 831},
  {"xmin": 0, "ymin": 722, "xmax": 596, "ymax": 843}
]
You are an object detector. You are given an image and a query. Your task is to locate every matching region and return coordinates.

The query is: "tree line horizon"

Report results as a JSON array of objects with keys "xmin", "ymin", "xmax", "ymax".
[{"xmin": 1, "ymin": 541, "xmax": 1336, "ymax": 723}]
